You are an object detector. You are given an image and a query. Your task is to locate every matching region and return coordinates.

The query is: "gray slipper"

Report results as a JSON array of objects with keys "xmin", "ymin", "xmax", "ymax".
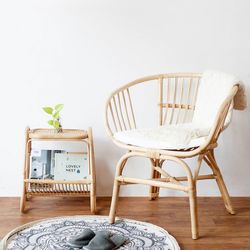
[
  {"xmin": 68, "ymin": 229, "xmax": 110, "ymax": 248},
  {"xmin": 68, "ymin": 228, "xmax": 95, "ymax": 248},
  {"xmin": 82, "ymin": 234, "xmax": 126, "ymax": 250}
]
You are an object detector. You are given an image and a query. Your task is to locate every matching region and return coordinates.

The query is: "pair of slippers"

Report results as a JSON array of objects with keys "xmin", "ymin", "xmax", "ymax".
[{"xmin": 67, "ymin": 228, "xmax": 126, "ymax": 250}]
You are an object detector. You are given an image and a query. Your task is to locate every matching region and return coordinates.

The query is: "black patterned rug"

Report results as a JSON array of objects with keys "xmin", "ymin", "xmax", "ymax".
[{"xmin": 1, "ymin": 216, "xmax": 180, "ymax": 250}]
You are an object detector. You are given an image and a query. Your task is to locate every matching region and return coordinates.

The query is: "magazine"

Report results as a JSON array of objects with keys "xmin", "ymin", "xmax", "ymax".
[
  {"xmin": 29, "ymin": 149, "xmax": 65, "ymax": 179},
  {"xmin": 54, "ymin": 153, "xmax": 88, "ymax": 181},
  {"xmin": 29, "ymin": 150, "xmax": 88, "ymax": 181}
]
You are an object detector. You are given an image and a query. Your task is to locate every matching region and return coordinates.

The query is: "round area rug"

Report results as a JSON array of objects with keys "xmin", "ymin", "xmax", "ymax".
[{"xmin": 1, "ymin": 216, "xmax": 180, "ymax": 250}]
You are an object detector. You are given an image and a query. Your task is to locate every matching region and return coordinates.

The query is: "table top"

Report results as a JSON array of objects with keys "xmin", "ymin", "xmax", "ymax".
[{"xmin": 29, "ymin": 128, "xmax": 88, "ymax": 140}]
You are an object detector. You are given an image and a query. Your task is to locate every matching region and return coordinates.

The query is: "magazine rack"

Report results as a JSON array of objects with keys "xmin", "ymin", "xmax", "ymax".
[{"xmin": 20, "ymin": 127, "xmax": 96, "ymax": 213}]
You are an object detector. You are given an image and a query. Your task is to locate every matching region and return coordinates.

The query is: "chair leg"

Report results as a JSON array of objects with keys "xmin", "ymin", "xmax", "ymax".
[
  {"xmin": 188, "ymin": 155, "xmax": 202, "ymax": 240},
  {"xmin": 188, "ymin": 186, "xmax": 199, "ymax": 240},
  {"xmin": 109, "ymin": 156, "xmax": 128, "ymax": 224},
  {"xmin": 109, "ymin": 178, "xmax": 120, "ymax": 224},
  {"xmin": 149, "ymin": 159, "xmax": 162, "ymax": 200},
  {"xmin": 207, "ymin": 151, "xmax": 235, "ymax": 215}
]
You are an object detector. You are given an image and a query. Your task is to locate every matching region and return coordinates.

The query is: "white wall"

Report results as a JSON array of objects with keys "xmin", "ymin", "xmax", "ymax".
[{"xmin": 0, "ymin": 0, "xmax": 249, "ymax": 197}]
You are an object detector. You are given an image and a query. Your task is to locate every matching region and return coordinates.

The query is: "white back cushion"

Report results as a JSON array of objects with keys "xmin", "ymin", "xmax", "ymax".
[{"xmin": 192, "ymin": 70, "xmax": 238, "ymax": 129}]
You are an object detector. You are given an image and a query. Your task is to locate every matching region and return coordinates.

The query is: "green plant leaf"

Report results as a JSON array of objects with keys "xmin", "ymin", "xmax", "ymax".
[
  {"xmin": 55, "ymin": 104, "xmax": 64, "ymax": 112},
  {"xmin": 53, "ymin": 111, "xmax": 60, "ymax": 119},
  {"xmin": 43, "ymin": 107, "xmax": 53, "ymax": 115},
  {"xmin": 48, "ymin": 120, "xmax": 54, "ymax": 126},
  {"xmin": 53, "ymin": 120, "xmax": 60, "ymax": 128}
]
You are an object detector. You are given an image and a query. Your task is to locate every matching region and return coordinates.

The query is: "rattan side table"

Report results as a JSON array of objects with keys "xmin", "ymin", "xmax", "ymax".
[{"xmin": 20, "ymin": 127, "xmax": 96, "ymax": 213}]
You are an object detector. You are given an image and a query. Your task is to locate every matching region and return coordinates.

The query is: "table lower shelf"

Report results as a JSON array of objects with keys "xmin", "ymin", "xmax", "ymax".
[
  {"xmin": 26, "ymin": 191, "xmax": 90, "ymax": 197},
  {"xmin": 24, "ymin": 179, "xmax": 92, "ymax": 196}
]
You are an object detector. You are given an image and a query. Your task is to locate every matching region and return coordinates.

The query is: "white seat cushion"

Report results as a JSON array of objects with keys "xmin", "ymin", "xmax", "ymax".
[{"xmin": 114, "ymin": 123, "xmax": 209, "ymax": 150}]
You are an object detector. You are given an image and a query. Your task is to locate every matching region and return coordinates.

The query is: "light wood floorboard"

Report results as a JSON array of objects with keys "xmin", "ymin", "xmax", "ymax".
[{"xmin": 0, "ymin": 197, "xmax": 250, "ymax": 249}]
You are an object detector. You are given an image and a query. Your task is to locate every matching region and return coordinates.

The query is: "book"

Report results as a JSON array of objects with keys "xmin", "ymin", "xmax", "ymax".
[
  {"xmin": 29, "ymin": 149, "xmax": 65, "ymax": 179},
  {"xmin": 54, "ymin": 153, "xmax": 88, "ymax": 181},
  {"xmin": 50, "ymin": 150, "xmax": 65, "ymax": 178}
]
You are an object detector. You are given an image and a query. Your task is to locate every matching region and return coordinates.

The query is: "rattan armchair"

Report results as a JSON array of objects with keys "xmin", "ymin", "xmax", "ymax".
[{"xmin": 105, "ymin": 72, "xmax": 245, "ymax": 239}]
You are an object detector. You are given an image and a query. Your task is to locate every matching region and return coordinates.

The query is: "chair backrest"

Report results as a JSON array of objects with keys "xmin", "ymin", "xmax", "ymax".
[
  {"xmin": 105, "ymin": 73, "xmax": 202, "ymax": 136},
  {"xmin": 105, "ymin": 72, "xmax": 238, "ymax": 137},
  {"xmin": 158, "ymin": 73, "xmax": 201, "ymax": 126}
]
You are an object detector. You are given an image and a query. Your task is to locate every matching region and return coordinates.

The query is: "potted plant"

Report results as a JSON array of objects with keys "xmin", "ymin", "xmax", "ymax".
[{"xmin": 42, "ymin": 104, "xmax": 64, "ymax": 133}]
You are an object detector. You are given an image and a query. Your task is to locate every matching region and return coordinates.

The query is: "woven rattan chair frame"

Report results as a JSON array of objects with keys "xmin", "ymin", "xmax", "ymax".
[{"xmin": 105, "ymin": 73, "xmax": 239, "ymax": 239}]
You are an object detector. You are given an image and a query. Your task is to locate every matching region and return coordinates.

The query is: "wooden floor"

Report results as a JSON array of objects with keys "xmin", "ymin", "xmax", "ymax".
[{"xmin": 0, "ymin": 197, "xmax": 250, "ymax": 249}]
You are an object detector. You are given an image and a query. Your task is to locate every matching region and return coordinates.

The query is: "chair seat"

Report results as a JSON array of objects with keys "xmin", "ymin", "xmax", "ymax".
[{"xmin": 114, "ymin": 123, "xmax": 209, "ymax": 150}]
